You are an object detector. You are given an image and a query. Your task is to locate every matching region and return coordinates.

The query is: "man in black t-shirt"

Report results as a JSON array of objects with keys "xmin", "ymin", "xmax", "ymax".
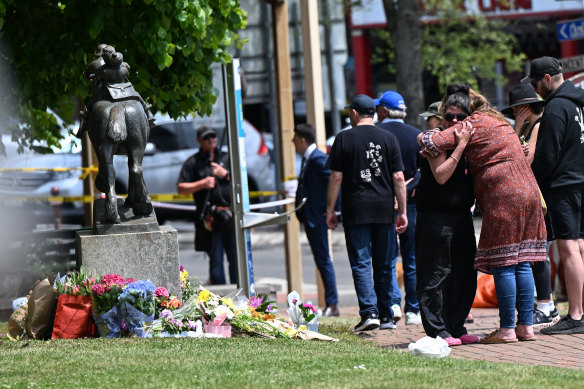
[
  {"xmin": 326, "ymin": 94, "xmax": 408, "ymax": 332},
  {"xmin": 177, "ymin": 126, "xmax": 235, "ymax": 285}
]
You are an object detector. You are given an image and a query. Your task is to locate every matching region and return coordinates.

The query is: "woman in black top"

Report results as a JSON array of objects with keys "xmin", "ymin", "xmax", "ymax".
[{"xmin": 415, "ymin": 104, "xmax": 477, "ymax": 347}]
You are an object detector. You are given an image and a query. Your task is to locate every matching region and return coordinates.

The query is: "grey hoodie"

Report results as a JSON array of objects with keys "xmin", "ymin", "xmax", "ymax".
[{"xmin": 532, "ymin": 80, "xmax": 584, "ymax": 191}]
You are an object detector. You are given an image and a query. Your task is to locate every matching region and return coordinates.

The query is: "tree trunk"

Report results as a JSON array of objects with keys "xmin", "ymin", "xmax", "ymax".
[{"xmin": 383, "ymin": 0, "xmax": 425, "ymax": 129}]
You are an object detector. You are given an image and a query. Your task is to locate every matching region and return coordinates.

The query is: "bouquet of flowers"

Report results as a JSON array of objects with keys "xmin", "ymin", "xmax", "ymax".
[
  {"xmin": 91, "ymin": 273, "xmax": 132, "ymax": 338},
  {"xmin": 118, "ymin": 279, "xmax": 155, "ymax": 337},
  {"xmin": 287, "ymin": 291, "xmax": 321, "ymax": 332},
  {"xmin": 154, "ymin": 287, "xmax": 182, "ymax": 318},
  {"xmin": 156, "ymin": 309, "xmax": 202, "ymax": 338},
  {"xmin": 180, "ymin": 265, "xmax": 196, "ymax": 301},
  {"xmin": 52, "ymin": 268, "xmax": 97, "ymax": 339},
  {"xmin": 248, "ymin": 294, "xmax": 278, "ymax": 321}
]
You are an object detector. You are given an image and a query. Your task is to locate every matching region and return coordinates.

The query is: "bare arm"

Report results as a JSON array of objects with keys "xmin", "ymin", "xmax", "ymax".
[
  {"xmin": 177, "ymin": 176, "xmax": 216, "ymax": 195},
  {"xmin": 392, "ymin": 171, "xmax": 408, "ymax": 234},
  {"xmin": 525, "ymin": 122, "xmax": 540, "ymax": 165},
  {"xmin": 427, "ymin": 122, "xmax": 473, "ymax": 185},
  {"xmin": 326, "ymin": 170, "xmax": 343, "ymax": 230}
]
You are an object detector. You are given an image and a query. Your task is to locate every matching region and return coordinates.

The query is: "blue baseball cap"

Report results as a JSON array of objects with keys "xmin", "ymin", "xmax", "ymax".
[{"xmin": 374, "ymin": 91, "xmax": 406, "ymax": 111}]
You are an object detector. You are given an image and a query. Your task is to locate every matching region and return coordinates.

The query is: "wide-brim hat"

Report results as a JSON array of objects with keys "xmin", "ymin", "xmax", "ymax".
[
  {"xmin": 419, "ymin": 101, "xmax": 442, "ymax": 117},
  {"xmin": 501, "ymin": 84, "xmax": 544, "ymax": 117}
]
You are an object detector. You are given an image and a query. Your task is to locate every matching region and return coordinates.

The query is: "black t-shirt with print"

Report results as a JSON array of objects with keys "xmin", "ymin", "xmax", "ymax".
[{"xmin": 326, "ymin": 124, "xmax": 404, "ymax": 225}]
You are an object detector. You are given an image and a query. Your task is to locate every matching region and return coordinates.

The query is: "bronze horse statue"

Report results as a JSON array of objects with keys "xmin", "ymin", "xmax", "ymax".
[{"xmin": 83, "ymin": 45, "xmax": 154, "ymax": 224}]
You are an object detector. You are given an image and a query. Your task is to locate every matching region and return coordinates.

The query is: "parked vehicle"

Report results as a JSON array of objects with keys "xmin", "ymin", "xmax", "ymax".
[{"xmin": 0, "ymin": 115, "xmax": 276, "ymax": 228}]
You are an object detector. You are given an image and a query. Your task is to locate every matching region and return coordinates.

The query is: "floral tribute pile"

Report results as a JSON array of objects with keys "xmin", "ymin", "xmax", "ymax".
[{"xmin": 8, "ymin": 268, "xmax": 338, "ymax": 342}]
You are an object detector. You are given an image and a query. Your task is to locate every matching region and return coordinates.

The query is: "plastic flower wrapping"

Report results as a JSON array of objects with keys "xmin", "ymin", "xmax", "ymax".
[
  {"xmin": 118, "ymin": 280, "xmax": 155, "ymax": 338},
  {"xmin": 287, "ymin": 291, "xmax": 321, "ymax": 328},
  {"xmin": 90, "ymin": 273, "xmax": 132, "ymax": 338},
  {"xmin": 180, "ymin": 265, "xmax": 196, "ymax": 301},
  {"xmin": 54, "ymin": 267, "xmax": 96, "ymax": 296}
]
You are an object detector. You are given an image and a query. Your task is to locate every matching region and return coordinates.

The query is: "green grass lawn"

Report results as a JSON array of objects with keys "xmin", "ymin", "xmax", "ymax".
[{"xmin": 0, "ymin": 319, "xmax": 581, "ymax": 388}]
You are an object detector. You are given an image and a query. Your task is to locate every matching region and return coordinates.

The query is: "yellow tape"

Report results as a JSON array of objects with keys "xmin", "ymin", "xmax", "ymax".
[{"xmin": 0, "ymin": 191, "xmax": 279, "ymax": 203}]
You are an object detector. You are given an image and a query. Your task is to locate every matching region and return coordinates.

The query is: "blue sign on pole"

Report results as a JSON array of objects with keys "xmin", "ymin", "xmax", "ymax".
[{"xmin": 557, "ymin": 19, "xmax": 584, "ymax": 42}]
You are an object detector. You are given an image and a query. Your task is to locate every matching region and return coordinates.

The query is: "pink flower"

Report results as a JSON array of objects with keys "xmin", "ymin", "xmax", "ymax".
[
  {"xmin": 91, "ymin": 284, "xmax": 105, "ymax": 296},
  {"xmin": 124, "ymin": 278, "xmax": 136, "ymax": 285},
  {"xmin": 101, "ymin": 274, "xmax": 125, "ymax": 287},
  {"xmin": 154, "ymin": 287, "xmax": 170, "ymax": 298},
  {"xmin": 248, "ymin": 296, "xmax": 262, "ymax": 309},
  {"xmin": 176, "ymin": 320, "xmax": 183, "ymax": 328},
  {"xmin": 302, "ymin": 303, "xmax": 316, "ymax": 312},
  {"xmin": 180, "ymin": 265, "xmax": 184, "ymax": 272},
  {"xmin": 72, "ymin": 285, "xmax": 81, "ymax": 295}
]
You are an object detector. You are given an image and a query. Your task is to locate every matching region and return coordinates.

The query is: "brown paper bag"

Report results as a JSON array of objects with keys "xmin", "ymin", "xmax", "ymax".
[
  {"xmin": 8, "ymin": 304, "xmax": 28, "ymax": 340},
  {"xmin": 25, "ymin": 279, "xmax": 57, "ymax": 340}
]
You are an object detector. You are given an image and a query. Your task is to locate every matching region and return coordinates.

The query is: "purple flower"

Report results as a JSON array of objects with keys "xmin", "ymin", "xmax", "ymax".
[
  {"xmin": 187, "ymin": 320, "xmax": 197, "ymax": 330},
  {"xmin": 180, "ymin": 264, "xmax": 184, "ymax": 272},
  {"xmin": 249, "ymin": 296, "xmax": 263, "ymax": 309},
  {"xmin": 267, "ymin": 303, "xmax": 274, "ymax": 313},
  {"xmin": 120, "ymin": 319, "xmax": 128, "ymax": 331},
  {"xmin": 176, "ymin": 320, "xmax": 183, "ymax": 328},
  {"xmin": 160, "ymin": 309, "xmax": 173, "ymax": 320}
]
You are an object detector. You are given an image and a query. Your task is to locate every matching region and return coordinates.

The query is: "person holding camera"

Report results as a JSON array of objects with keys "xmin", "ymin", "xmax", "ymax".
[{"xmin": 177, "ymin": 126, "xmax": 236, "ymax": 285}]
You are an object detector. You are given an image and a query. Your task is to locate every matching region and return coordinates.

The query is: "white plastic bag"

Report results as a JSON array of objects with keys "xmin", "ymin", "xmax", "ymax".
[{"xmin": 408, "ymin": 336, "xmax": 451, "ymax": 359}]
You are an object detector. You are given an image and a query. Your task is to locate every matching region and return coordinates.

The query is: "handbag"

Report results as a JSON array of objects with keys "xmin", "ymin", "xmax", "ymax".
[{"xmin": 203, "ymin": 204, "xmax": 233, "ymax": 234}]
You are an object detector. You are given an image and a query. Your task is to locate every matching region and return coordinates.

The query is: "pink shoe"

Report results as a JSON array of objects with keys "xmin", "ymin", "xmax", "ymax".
[
  {"xmin": 444, "ymin": 337, "xmax": 462, "ymax": 346},
  {"xmin": 459, "ymin": 334, "xmax": 479, "ymax": 344}
]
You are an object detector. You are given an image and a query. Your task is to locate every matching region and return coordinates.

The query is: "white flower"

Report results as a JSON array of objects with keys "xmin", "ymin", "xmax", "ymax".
[{"xmin": 214, "ymin": 304, "xmax": 234, "ymax": 320}]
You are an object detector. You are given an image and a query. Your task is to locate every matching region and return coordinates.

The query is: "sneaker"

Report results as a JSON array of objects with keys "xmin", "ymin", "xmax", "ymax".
[
  {"xmin": 550, "ymin": 307, "xmax": 559, "ymax": 320},
  {"xmin": 533, "ymin": 308, "xmax": 555, "ymax": 328},
  {"xmin": 540, "ymin": 315, "xmax": 584, "ymax": 335},
  {"xmin": 354, "ymin": 313, "xmax": 380, "ymax": 332},
  {"xmin": 406, "ymin": 312, "xmax": 422, "ymax": 325},
  {"xmin": 380, "ymin": 317, "xmax": 396, "ymax": 330},
  {"xmin": 391, "ymin": 304, "xmax": 402, "ymax": 322},
  {"xmin": 459, "ymin": 334, "xmax": 480, "ymax": 344},
  {"xmin": 444, "ymin": 337, "xmax": 462, "ymax": 346}
]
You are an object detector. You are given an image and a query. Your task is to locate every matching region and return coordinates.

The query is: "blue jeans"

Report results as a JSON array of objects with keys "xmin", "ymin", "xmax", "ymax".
[
  {"xmin": 305, "ymin": 222, "xmax": 338, "ymax": 306},
  {"xmin": 491, "ymin": 261, "xmax": 534, "ymax": 328},
  {"xmin": 390, "ymin": 203, "xmax": 419, "ymax": 313},
  {"xmin": 344, "ymin": 223, "xmax": 394, "ymax": 319},
  {"xmin": 207, "ymin": 231, "xmax": 236, "ymax": 285}
]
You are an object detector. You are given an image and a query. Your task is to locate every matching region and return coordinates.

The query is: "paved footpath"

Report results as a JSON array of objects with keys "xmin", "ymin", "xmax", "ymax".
[{"xmin": 334, "ymin": 306, "xmax": 584, "ymax": 370}]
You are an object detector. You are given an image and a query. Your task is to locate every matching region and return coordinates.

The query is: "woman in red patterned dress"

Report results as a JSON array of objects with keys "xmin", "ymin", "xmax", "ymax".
[{"xmin": 418, "ymin": 84, "xmax": 547, "ymax": 343}]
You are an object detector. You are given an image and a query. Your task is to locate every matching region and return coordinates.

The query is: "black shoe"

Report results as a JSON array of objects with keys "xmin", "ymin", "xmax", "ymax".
[
  {"xmin": 550, "ymin": 307, "xmax": 559, "ymax": 319},
  {"xmin": 379, "ymin": 316, "xmax": 396, "ymax": 330},
  {"xmin": 533, "ymin": 309, "xmax": 555, "ymax": 328},
  {"xmin": 540, "ymin": 315, "xmax": 584, "ymax": 335},
  {"xmin": 354, "ymin": 313, "xmax": 380, "ymax": 332},
  {"xmin": 323, "ymin": 306, "xmax": 340, "ymax": 317}
]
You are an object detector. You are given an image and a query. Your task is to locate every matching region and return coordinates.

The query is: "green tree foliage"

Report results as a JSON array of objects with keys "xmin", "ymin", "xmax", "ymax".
[
  {"xmin": 0, "ymin": 0, "xmax": 247, "ymax": 154},
  {"xmin": 373, "ymin": 0, "xmax": 525, "ymax": 93}
]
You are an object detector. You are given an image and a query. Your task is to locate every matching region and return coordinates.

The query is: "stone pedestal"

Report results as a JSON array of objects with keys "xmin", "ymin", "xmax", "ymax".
[{"xmin": 76, "ymin": 225, "xmax": 181, "ymax": 298}]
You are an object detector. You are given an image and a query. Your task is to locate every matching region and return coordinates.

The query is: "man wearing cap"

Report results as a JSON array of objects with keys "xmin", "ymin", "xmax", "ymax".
[
  {"xmin": 326, "ymin": 94, "xmax": 408, "ymax": 332},
  {"xmin": 374, "ymin": 91, "xmax": 422, "ymax": 326},
  {"xmin": 524, "ymin": 56, "xmax": 584, "ymax": 335},
  {"xmin": 177, "ymin": 126, "xmax": 236, "ymax": 285}
]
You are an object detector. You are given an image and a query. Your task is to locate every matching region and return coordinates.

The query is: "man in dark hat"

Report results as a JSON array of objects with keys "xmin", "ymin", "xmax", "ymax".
[
  {"xmin": 524, "ymin": 56, "xmax": 584, "ymax": 335},
  {"xmin": 177, "ymin": 126, "xmax": 235, "ymax": 285},
  {"xmin": 325, "ymin": 94, "xmax": 408, "ymax": 332},
  {"xmin": 419, "ymin": 101, "xmax": 443, "ymax": 130}
]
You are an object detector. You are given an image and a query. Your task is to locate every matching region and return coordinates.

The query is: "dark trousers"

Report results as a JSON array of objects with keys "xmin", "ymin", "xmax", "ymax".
[
  {"xmin": 305, "ymin": 221, "xmax": 338, "ymax": 306},
  {"xmin": 207, "ymin": 230, "xmax": 236, "ymax": 285},
  {"xmin": 415, "ymin": 211, "xmax": 477, "ymax": 338}
]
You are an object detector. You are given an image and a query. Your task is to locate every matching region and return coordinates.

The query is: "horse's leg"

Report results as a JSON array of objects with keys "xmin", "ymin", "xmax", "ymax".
[
  {"xmin": 127, "ymin": 145, "xmax": 152, "ymax": 216},
  {"xmin": 100, "ymin": 142, "xmax": 120, "ymax": 223}
]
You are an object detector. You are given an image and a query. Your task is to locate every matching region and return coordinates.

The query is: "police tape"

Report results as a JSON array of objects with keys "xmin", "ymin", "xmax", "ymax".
[
  {"xmin": 0, "ymin": 191, "xmax": 280, "ymax": 203},
  {"xmin": 0, "ymin": 166, "xmax": 99, "ymax": 180}
]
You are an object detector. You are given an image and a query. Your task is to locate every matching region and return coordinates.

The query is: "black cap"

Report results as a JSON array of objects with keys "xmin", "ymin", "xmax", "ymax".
[
  {"xmin": 344, "ymin": 94, "xmax": 376, "ymax": 115},
  {"xmin": 521, "ymin": 56, "xmax": 562, "ymax": 84},
  {"xmin": 501, "ymin": 84, "xmax": 544, "ymax": 117},
  {"xmin": 419, "ymin": 101, "xmax": 442, "ymax": 117},
  {"xmin": 197, "ymin": 126, "xmax": 216, "ymax": 138}
]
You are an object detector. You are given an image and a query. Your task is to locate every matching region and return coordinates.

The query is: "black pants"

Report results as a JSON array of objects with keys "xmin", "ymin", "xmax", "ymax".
[{"xmin": 415, "ymin": 211, "xmax": 477, "ymax": 338}]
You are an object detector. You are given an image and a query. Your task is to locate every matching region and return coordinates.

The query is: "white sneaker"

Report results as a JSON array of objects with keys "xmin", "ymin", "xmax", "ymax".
[
  {"xmin": 391, "ymin": 304, "xmax": 402, "ymax": 322},
  {"xmin": 406, "ymin": 312, "xmax": 422, "ymax": 325}
]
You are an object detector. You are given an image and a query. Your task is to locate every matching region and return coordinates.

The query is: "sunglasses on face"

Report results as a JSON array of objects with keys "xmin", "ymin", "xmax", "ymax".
[
  {"xmin": 444, "ymin": 112, "xmax": 468, "ymax": 122},
  {"xmin": 203, "ymin": 134, "xmax": 217, "ymax": 140}
]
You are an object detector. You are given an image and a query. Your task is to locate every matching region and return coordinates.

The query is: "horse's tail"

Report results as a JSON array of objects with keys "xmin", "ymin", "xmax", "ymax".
[{"xmin": 107, "ymin": 105, "xmax": 128, "ymax": 143}]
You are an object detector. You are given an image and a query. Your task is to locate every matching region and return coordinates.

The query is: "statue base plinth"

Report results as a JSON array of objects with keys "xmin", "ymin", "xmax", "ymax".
[
  {"xmin": 76, "ymin": 225, "xmax": 181, "ymax": 299},
  {"xmin": 93, "ymin": 198, "xmax": 159, "ymax": 234}
]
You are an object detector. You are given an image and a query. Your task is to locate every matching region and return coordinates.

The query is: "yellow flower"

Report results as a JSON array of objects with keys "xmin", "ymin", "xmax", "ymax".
[
  {"xmin": 197, "ymin": 289, "xmax": 210, "ymax": 303},
  {"xmin": 180, "ymin": 270, "xmax": 189, "ymax": 283},
  {"xmin": 221, "ymin": 297, "xmax": 234, "ymax": 309}
]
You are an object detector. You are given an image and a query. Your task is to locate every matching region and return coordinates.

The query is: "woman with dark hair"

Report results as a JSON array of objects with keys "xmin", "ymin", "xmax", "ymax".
[{"xmin": 418, "ymin": 84, "xmax": 547, "ymax": 343}]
